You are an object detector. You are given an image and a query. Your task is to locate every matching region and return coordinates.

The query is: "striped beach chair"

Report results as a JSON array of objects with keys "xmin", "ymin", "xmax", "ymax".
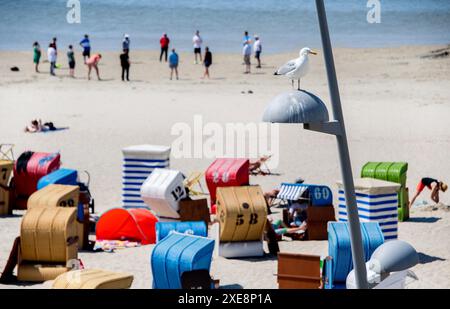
[
  {"xmin": 121, "ymin": 145, "xmax": 170, "ymax": 209},
  {"xmin": 337, "ymin": 178, "xmax": 400, "ymax": 240}
]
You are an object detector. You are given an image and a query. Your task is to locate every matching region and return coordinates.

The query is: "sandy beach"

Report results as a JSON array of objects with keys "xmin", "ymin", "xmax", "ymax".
[{"xmin": 0, "ymin": 45, "xmax": 449, "ymax": 289}]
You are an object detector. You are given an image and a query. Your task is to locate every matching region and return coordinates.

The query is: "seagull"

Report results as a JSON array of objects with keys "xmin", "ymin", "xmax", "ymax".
[{"xmin": 274, "ymin": 47, "xmax": 318, "ymax": 90}]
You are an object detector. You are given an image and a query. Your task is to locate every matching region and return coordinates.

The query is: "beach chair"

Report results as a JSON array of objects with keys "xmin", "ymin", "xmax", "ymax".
[
  {"xmin": 151, "ymin": 233, "xmax": 215, "ymax": 289},
  {"xmin": 216, "ymin": 185, "xmax": 268, "ymax": 258},
  {"xmin": 0, "ymin": 144, "xmax": 15, "ymax": 161},
  {"xmin": 249, "ymin": 155, "xmax": 282, "ymax": 176},
  {"xmin": 276, "ymin": 183, "xmax": 336, "ymax": 241},
  {"xmin": 277, "ymin": 253, "xmax": 322, "ymax": 289},
  {"xmin": 52, "ymin": 269, "xmax": 133, "ymax": 289},
  {"xmin": 360, "ymin": 162, "xmax": 409, "ymax": 222},
  {"xmin": 184, "ymin": 171, "xmax": 208, "ymax": 196},
  {"xmin": 0, "ymin": 144, "xmax": 15, "ymax": 215},
  {"xmin": 17, "ymin": 207, "xmax": 79, "ymax": 282}
]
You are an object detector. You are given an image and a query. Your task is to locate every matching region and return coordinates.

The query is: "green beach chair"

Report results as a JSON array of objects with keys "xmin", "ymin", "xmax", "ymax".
[{"xmin": 361, "ymin": 162, "xmax": 409, "ymax": 221}]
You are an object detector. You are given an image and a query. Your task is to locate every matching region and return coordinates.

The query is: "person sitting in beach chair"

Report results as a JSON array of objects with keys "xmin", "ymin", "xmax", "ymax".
[
  {"xmin": 249, "ymin": 155, "xmax": 276, "ymax": 176},
  {"xmin": 24, "ymin": 119, "xmax": 57, "ymax": 133},
  {"xmin": 264, "ymin": 177, "xmax": 304, "ymax": 208},
  {"xmin": 270, "ymin": 210, "xmax": 307, "ymax": 241},
  {"xmin": 409, "ymin": 177, "xmax": 447, "ymax": 208}
]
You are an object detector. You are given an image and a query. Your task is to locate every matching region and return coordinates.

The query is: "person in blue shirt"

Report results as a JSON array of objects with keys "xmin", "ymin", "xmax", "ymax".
[
  {"xmin": 79, "ymin": 34, "xmax": 91, "ymax": 64},
  {"xmin": 243, "ymin": 31, "xmax": 251, "ymax": 46},
  {"xmin": 122, "ymin": 34, "xmax": 130, "ymax": 51},
  {"xmin": 169, "ymin": 49, "xmax": 179, "ymax": 80}
]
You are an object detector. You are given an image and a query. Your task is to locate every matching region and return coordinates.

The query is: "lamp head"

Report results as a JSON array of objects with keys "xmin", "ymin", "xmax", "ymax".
[
  {"xmin": 262, "ymin": 90, "xmax": 329, "ymax": 124},
  {"xmin": 368, "ymin": 240, "xmax": 419, "ymax": 274}
]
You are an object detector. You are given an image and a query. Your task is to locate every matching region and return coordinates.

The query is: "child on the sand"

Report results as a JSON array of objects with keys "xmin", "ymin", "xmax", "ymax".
[{"xmin": 409, "ymin": 177, "xmax": 448, "ymax": 208}]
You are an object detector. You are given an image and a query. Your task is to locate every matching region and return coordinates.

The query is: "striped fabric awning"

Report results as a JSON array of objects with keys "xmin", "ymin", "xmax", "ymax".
[{"xmin": 277, "ymin": 183, "xmax": 308, "ymax": 201}]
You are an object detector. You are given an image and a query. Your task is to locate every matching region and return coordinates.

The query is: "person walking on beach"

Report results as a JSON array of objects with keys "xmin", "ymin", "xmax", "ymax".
[
  {"xmin": 243, "ymin": 40, "xmax": 252, "ymax": 74},
  {"xmin": 86, "ymin": 53, "xmax": 102, "ymax": 80},
  {"xmin": 47, "ymin": 43, "xmax": 57, "ymax": 76},
  {"xmin": 122, "ymin": 34, "xmax": 130, "ymax": 51},
  {"xmin": 193, "ymin": 30, "xmax": 203, "ymax": 64},
  {"xmin": 120, "ymin": 49, "xmax": 130, "ymax": 81},
  {"xmin": 202, "ymin": 47, "xmax": 212, "ymax": 79},
  {"xmin": 79, "ymin": 34, "xmax": 91, "ymax": 64},
  {"xmin": 67, "ymin": 45, "xmax": 75, "ymax": 78},
  {"xmin": 253, "ymin": 35, "xmax": 262, "ymax": 68},
  {"xmin": 32, "ymin": 42, "xmax": 41, "ymax": 73},
  {"xmin": 169, "ymin": 49, "xmax": 179, "ymax": 80},
  {"xmin": 409, "ymin": 177, "xmax": 447, "ymax": 208},
  {"xmin": 243, "ymin": 31, "xmax": 251, "ymax": 45},
  {"xmin": 160, "ymin": 33, "xmax": 170, "ymax": 62}
]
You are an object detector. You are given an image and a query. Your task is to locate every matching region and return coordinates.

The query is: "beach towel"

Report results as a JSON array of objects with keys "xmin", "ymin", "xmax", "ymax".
[{"xmin": 93, "ymin": 240, "xmax": 140, "ymax": 253}]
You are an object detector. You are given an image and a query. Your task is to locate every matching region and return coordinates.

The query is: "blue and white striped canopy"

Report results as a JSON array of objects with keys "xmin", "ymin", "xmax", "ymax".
[
  {"xmin": 277, "ymin": 183, "xmax": 308, "ymax": 201},
  {"xmin": 277, "ymin": 183, "xmax": 333, "ymax": 206}
]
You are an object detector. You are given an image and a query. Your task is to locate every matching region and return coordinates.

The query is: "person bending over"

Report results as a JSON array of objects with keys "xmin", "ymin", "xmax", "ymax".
[
  {"xmin": 409, "ymin": 177, "xmax": 447, "ymax": 208},
  {"xmin": 86, "ymin": 53, "xmax": 102, "ymax": 80}
]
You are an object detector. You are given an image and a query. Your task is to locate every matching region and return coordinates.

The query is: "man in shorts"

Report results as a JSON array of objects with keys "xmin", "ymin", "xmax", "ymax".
[
  {"xmin": 80, "ymin": 34, "xmax": 91, "ymax": 64},
  {"xmin": 409, "ymin": 177, "xmax": 448, "ymax": 208},
  {"xmin": 253, "ymin": 35, "xmax": 262, "ymax": 68},
  {"xmin": 169, "ymin": 48, "xmax": 179, "ymax": 80},
  {"xmin": 192, "ymin": 30, "xmax": 203, "ymax": 64}
]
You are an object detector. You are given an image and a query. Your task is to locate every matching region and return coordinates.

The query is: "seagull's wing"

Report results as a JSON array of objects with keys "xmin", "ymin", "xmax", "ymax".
[{"xmin": 275, "ymin": 58, "xmax": 298, "ymax": 75}]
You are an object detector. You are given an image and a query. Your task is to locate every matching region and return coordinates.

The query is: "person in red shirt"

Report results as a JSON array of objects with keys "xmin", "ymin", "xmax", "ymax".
[{"xmin": 159, "ymin": 33, "xmax": 170, "ymax": 62}]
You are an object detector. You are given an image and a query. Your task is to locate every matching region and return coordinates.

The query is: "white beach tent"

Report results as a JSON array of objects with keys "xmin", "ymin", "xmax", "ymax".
[
  {"xmin": 122, "ymin": 145, "xmax": 171, "ymax": 209},
  {"xmin": 140, "ymin": 168, "xmax": 187, "ymax": 219}
]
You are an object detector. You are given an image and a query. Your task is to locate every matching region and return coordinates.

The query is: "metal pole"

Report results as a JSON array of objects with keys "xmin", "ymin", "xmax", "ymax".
[{"xmin": 315, "ymin": 0, "xmax": 368, "ymax": 289}]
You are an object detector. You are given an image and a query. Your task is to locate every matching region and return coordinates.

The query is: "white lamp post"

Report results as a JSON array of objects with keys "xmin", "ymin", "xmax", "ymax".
[{"xmin": 262, "ymin": 0, "xmax": 369, "ymax": 289}]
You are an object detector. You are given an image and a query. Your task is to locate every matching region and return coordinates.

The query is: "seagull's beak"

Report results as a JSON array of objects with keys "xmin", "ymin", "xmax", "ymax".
[{"xmin": 309, "ymin": 50, "xmax": 318, "ymax": 55}]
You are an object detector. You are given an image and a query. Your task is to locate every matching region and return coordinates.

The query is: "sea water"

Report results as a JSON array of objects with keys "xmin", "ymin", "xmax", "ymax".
[{"xmin": 0, "ymin": 0, "xmax": 449, "ymax": 52}]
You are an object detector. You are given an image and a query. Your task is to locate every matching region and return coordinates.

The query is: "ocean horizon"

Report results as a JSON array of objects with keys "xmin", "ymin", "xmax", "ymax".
[{"xmin": 1, "ymin": 0, "xmax": 449, "ymax": 53}]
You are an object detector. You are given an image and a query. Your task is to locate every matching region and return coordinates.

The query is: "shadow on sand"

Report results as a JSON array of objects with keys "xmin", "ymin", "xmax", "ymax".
[
  {"xmin": 407, "ymin": 217, "xmax": 441, "ymax": 223},
  {"xmin": 418, "ymin": 252, "xmax": 446, "ymax": 264}
]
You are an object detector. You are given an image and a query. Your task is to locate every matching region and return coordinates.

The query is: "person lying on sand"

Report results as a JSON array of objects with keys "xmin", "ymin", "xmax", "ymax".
[
  {"xmin": 409, "ymin": 177, "xmax": 448, "ymax": 208},
  {"xmin": 24, "ymin": 119, "xmax": 57, "ymax": 133}
]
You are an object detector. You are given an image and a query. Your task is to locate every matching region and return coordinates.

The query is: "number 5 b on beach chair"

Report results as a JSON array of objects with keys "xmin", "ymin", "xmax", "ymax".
[
  {"xmin": 277, "ymin": 183, "xmax": 336, "ymax": 240},
  {"xmin": 215, "ymin": 185, "xmax": 268, "ymax": 258}
]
